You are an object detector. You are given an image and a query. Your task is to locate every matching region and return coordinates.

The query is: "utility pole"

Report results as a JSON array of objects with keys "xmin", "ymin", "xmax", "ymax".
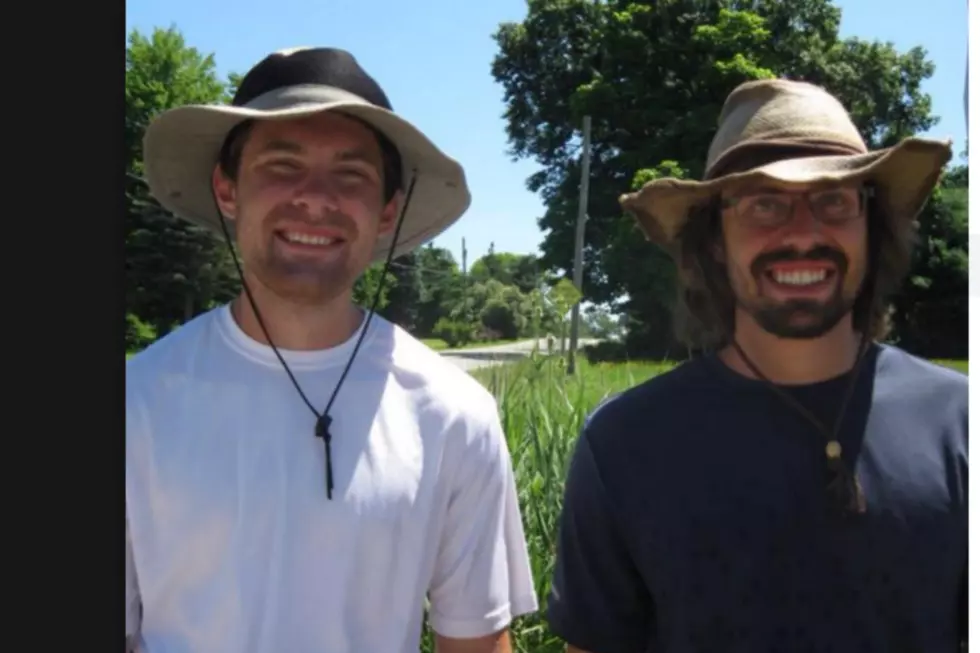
[
  {"xmin": 461, "ymin": 237, "xmax": 468, "ymax": 276},
  {"xmin": 567, "ymin": 115, "xmax": 591, "ymax": 375}
]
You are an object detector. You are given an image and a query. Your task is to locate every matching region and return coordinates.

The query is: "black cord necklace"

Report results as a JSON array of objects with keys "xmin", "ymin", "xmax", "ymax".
[
  {"xmin": 730, "ymin": 335, "xmax": 870, "ymax": 517},
  {"xmin": 214, "ymin": 174, "xmax": 417, "ymax": 499}
]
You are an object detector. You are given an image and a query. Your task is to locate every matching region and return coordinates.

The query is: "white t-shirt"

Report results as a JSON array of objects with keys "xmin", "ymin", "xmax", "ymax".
[{"xmin": 125, "ymin": 305, "xmax": 538, "ymax": 653}]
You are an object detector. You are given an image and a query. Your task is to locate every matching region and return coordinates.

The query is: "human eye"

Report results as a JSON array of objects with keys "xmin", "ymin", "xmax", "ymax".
[
  {"xmin": 264, "ymin": 158, "xmax": 304, "ymax": 175},
  {"xmin": 335, "ymin": 162, "xmax": 378, "ymax": 185},
  {"xmin": 811, "ymin": 189, "xmax": 858, "ymax": 220},
  {"xmin": 741, "ymin": 194, "xmax": 789, "ymax": 224},
  {"xmin": 339, "ymin": 167, "xmax": 369, "ymax": 179}
]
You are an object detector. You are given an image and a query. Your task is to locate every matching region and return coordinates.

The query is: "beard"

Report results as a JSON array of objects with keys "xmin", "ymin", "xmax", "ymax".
[
  {"xmin": 738, "ymin": 245, "xmax": 857, "ymax": 339},
  {"xmin": 238, "ymin": 207, "xmax": 369, "ymax": 306},
  {"xmin": 745, "ymin": 295, "xmax": 854, "ymax": 339},
  {"xmin": 255, "ymin": 248, "xmax": 358, "ymax": 305}
]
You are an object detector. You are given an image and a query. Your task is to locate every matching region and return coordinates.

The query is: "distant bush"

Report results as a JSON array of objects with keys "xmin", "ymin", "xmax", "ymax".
[
  {"xmin": 582, "ymin": 340, "xmax": 631, "ymax": 364},
  {"xmin": 433, "ymin": 318, "xmax": 476, "ymax": 348},
  {"xmin": 475, "ymin": 326, "xmax": 503, "ymax": 342},
  {"xmin": 126, "ymin": 313, "xmax": 157, "ymax": 354},
  {"xmin": 480, "ymin": 300, "xmax": 524, "ymax": 340}
]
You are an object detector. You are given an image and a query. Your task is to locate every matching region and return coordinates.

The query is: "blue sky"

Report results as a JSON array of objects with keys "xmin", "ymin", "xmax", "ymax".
[{"xmin": 126, "ymin": 0, "xmax": 968, "ymax": 264}]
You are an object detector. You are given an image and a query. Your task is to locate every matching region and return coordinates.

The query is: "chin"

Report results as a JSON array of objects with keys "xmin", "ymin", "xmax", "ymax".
[
  {"xmin": 252, "ymin": 264, "xmax": 356, "ymax": 304},
  {"xmin": 750, "ymin": 300, "xmax": 854, "ymax": 340},
  {"xmin": 278, "ymin": 281, "xmax": 353, "ymax": 306}
]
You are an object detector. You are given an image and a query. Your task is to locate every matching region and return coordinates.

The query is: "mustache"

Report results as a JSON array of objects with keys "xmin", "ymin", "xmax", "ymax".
[
  {"xmin": 750, "ymin": 245, "xmax": 848, "ymax": 277},
  {"xmin": 267, "ymin": 206, "xmax": 357, "ymax": 237}
]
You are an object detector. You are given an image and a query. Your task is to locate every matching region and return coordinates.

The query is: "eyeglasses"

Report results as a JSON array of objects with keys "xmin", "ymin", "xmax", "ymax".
[{"xmin": 721, "ymin": 186, "xmax": 872, "ymax": 229}]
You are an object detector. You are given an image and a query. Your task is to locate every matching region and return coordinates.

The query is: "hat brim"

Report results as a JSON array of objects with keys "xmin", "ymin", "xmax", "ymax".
[
  {"xmin": 619, "ymin": 137, "xmax": 953, "ymax": 247},
  {"xmin": 142, "ymin": 85, "xmax": 471, "ymax": 262}
]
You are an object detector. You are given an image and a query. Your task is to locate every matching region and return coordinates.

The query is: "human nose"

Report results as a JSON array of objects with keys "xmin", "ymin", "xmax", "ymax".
[
  {"xmin": 779, "ymin": 196, "xmax": 824, "ymax": 248},
  {"xmin": 291, "ymin": 173, "xmax": 341, "ymax": 216}
]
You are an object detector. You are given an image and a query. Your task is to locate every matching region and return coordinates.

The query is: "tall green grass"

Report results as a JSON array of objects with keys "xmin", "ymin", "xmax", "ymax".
[
  {"xmin": 418, "ymin": 355, "xmax": 672, "ymax": 652},
  {"xmin": 482, "ymin": 356, "xmax": 672, "ymax": 651}
]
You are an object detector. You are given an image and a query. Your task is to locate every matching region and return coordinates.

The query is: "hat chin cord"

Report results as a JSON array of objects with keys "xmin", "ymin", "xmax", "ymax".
[{"xmin": 211, "ymin": 172, "xmax": 418, "ymax": 499}]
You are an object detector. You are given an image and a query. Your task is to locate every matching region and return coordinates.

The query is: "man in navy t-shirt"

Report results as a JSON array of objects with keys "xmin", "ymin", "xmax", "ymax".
[{"xmin": 547, "ymin": 79, "xmax": 967, "ymax": 653}]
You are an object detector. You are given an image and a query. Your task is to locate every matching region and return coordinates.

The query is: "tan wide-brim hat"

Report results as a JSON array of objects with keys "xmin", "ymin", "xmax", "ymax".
[
  {"xmin": 619, "ymin": 78, "xmax": 953, "ymax": 247},
  {"xmin": 143, "ymin": 47, "xmax": 471, "ymax": 263}
]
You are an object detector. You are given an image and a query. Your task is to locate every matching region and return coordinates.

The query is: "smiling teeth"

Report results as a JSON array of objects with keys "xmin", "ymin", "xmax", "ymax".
[
  {"xmin": 284, "ymin": 232, "xmax": 335, "ymax": 246},
  {"xmin": 774, "ymin": 270, "xmax": 827, "ymax": 285}
]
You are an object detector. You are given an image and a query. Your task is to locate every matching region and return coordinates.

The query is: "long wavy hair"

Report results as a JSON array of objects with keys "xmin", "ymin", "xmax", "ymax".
[{"xmin": 670, "ymin": 148, "xmax": 917, "ymax": 351}]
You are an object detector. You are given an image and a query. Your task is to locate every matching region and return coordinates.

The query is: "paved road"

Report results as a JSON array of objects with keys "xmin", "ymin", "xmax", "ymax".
[{"xmin": 439, "ymin": 338, "xmax": 600, "ymax": 371}]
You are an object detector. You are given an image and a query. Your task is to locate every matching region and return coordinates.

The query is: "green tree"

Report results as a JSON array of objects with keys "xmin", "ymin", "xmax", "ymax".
[
  {"xmin": 492, "ymin": 0, "xmax": 944, "ymax": 356},
  {"xmin": 480, "ymin": 284, "xmax": 534, "ymax": 339},
  {"xmin": 377, "ymin": 252, "xmax": 425, "ymax": 331},
  {"xmin": 126, "ymin": 26, "xmax": 240, "ymax": 336},
  {"xmin": 227, "ymin": 71, "xmax": 244, "ymax": 97},
  {"xmin": 451, "ymin": 279, "xmax": 502, "ymax": 334},
  {"xmin": 545, "ymin": 277, "xmax": 582, "ymax": 352},
  {"xmin": 890, "ymin": 165, "xmax": 969, "ymax": 358},
  {"xmin": 470, "ymin": 250, "xmax": 543, "ymax": 294},
  {"xmin": 583, "ymin": 304, "xmax": 622, "ymax": 340},
  {"xmin": 375, "ymin": 245, "xmax": 472, "ymax": 336},
  {"xmin": 414, "ymin": 245, "xmax": 465, "ymax": 336},
  {"xmin": 352, "ymin": 262, "xmax": 397, "ymax": 311}
]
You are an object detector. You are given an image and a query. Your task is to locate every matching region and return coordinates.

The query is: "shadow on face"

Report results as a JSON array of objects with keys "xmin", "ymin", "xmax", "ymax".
[
  {"xmin": 211, "ymin": 111, "xmax": 401, "ymax": 306},
  {"xmin": 718, "ymin": 180, "xmax": 869, "ymax": 339}
]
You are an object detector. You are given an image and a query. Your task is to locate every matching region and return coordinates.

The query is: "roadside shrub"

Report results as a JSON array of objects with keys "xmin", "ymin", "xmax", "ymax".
[{"xmin": 126, "ymin": 313, "xmax": 157, "ymax": 354}]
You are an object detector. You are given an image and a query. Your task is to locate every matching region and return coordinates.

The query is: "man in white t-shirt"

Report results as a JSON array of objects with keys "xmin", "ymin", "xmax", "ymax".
[{"xmin": 126, "ymin": 47, "xmax": 538, "ymax": 653}]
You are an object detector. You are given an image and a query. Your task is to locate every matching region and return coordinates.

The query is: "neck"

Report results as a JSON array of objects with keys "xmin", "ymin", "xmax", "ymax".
[
  {"xmin": 230, "ymin": 277, "xmax": 363, "ymax": 352},
  {"xmin": 718, "ymin": 310, "xmax": 863, "ymax": 385}
]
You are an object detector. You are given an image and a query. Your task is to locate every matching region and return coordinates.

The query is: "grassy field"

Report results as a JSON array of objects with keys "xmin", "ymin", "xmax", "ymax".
[
  {"xmin": 934, "ymin": 359, "xmax": 969, "ymax": 374},
  {"xmin": 419, "ymin": 353, "xmax": 968, "ymax": 652}
]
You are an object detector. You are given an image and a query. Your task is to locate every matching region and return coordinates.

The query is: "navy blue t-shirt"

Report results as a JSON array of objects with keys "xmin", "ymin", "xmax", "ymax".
[{"xmin": 547, "ymin": 344, "xmax": 967, "ymax": 653}]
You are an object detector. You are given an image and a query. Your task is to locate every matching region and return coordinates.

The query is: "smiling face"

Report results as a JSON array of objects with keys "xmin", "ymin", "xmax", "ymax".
[
  {"xmin": 717, "ymin": 180, "xmax": 869, "ymax": 339},
  {"xmin": 212, "ymin": 111, "xmax": 401, "ymax": 305}
]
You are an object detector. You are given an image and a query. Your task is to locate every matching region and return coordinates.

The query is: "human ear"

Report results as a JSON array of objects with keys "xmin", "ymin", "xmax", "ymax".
[{"xmin": 212, "ymin": 165, "xmax": 238, "ymax": 222}]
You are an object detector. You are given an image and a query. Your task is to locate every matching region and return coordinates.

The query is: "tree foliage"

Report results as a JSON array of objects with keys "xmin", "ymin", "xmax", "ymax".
[
  {"xmin": 890, "ymin": 165, "xmax": 969, "ymax": 358},
  {"xmin": 125, "ymin": 26, "xmax": 241, "ymax": 336},
  {"xmin": 469, "ymin": 250, "xmax": 543, "ymax": 294}
]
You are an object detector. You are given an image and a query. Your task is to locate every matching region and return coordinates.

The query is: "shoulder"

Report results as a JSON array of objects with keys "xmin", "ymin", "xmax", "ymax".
[
  {"xmin": 366, "ymin": 321, "xmax": 504, "ymax": 459},
  {"xmin": 873, "ymin": 344, "xmax": 968, "ymax": 412},
  {"xmin": 571, "ymin": 356, "xmax": 718, "ymax": 481},
  {"xmin": 379, "ymin": 324, "xmax": 515, "ymax": 480},
  {"xmin": 126, "ymin": 308, "xmax": 223, "ymax": 429},
  {"xmin": 869, "ymin": 345, "xmax": 968, "ymax": 499},
  {"xmin": 870, "ymin": 345, "xmax": 968, "ymax": 462},
  {"xmin": 582, "ymin": 356, "xmax": 715, "ymax": 441},
  {"xmin": 126, "ymin": 308, "xmax": 220, "ymax": 388},
  {"xmin": 383, "ymin": 321, "xmax": 501, "ymax": 421}
]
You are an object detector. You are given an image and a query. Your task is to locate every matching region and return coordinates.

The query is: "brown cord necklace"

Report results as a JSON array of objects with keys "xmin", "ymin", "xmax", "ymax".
[{"xmin": 730, "ymin": 337, "xmax": 870, "ymax": 517}]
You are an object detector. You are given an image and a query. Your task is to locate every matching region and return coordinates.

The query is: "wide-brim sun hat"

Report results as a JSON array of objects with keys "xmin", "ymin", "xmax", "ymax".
[
  {"xmin": 142, "ymin": 47, "xmax": 471, "ymax": 262},
  {"xmin": 619, "ymin": 78, "xmax": 953, "ymax": 248}
]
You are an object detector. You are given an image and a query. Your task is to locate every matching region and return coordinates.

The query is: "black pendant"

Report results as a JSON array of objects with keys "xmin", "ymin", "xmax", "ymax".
[
  {"xmin": 315, "ymin": 414, "xmax": 335, "ymax": 499},
  {"xmin": 825, "ymin": 455, "xmax": 866, "ymax": 517}
]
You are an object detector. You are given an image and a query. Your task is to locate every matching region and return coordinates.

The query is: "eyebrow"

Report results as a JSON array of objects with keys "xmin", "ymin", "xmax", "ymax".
[
  {"xmin": 256, "ymin": 139, "xmax": 304, "ymax": 155},
  {"xmin": 257, "ymin": 141, "xmax": 379, "ymax": 167},
  {"xmin": 335, "ymin": 148, "xmax": 381, "ymax": 166}
]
